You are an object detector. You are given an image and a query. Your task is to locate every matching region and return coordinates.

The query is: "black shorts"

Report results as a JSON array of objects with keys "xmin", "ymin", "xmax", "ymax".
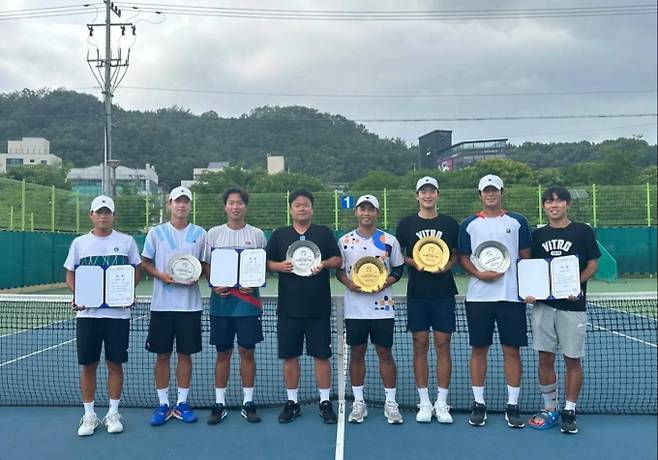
[
  {"xmin": 277, "ymin": 315, "xmax": 332, "ymax": 359},
  {"xmin": 76, "ymin": 318, "xmax": 130, "ymax": 365},
  {"xmin": 407, "ymin": 297, "xmax": 456, "ymax": 333},
  {"xmin": 210, "ymin": 315, "xmax": 264, "ymax": 352},
  {"xmin": 346, "ymin": 319, "xmax": 394, "ymax": 348},
  {"xmin": 145, "ymin": 311, "xmax": 202, "ymax": 354},
  {"xmin": 465, "ymin": 301, "xmax": 528, "ymax": 348}
]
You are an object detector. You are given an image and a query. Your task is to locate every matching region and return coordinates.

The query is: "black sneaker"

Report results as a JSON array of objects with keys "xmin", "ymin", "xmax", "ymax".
[
  {"xmin": 505, "ymin": 404, "xmax": 525, "ymax": 428},
  {"xmin": 278, "ymin": 400, "xmax": 301, "ymax": 423},
  {"xmin": 560, "ymin": 409, "xmax": 578, "ymax": 434},
  {"xmin": 468, "ymin": 402, "xmax": 487, "ymax": 426},
  {"xmin": 241, "ymin": 401, "xmax": 261, "ymax": 423},
  {"xmin": 207, "ymin": 403, "xmax": 227, "ymax": 425},
  {"xmin": 319, "ymin": 400, "xmax": 337, "ymax": 424}
]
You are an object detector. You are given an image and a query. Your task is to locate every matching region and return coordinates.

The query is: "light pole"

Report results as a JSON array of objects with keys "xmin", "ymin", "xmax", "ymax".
[{"xmin": 107, "ymin": 159, "xmax": 120, "ymax": 197}]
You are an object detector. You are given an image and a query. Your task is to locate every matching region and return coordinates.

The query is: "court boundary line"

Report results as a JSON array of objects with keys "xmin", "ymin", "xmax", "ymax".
[
  {"xmin": 0, "ymin": 337, "xmax": 77, "ymax": 368},
  {"xmin": 0, "ymin": 318, "xmax": 74, "ymax": 339},
  {"xmin": 334, "ymin": 299, "xmax": 346, "ymax": 460},
  {"xmin": 588, "ymin": 322, "xmax": 657, "ymax": 348}
]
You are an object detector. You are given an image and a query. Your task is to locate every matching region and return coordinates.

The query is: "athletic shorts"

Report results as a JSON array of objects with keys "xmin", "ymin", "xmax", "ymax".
[
  {"xmin": 145, "ymin": 311, "xmax": 202, "ymax": 355},
  {"xmin": 210, "ymin": 315, "xmax": 264, "ymax": 352},
  {"xmin": 277, "ymin": 315, "xmax": 331, "ymax": 359},
  {"xmin": 532, "ymin": 302, "xmax": 587, "ymax": 358},
  {"xmin": 346, "ymin": 318, "xmax": 394, "ymax": 348},
  {"xmin": 465, "ymin": 301, "xmax": 528, "ymax": 348},
  {"xmin": 407, "ymin": 297, "xmax": 456, "ymax": 333},
  {"xmin": 76, "ymin": 317, "xmax": 130, "ymax": 365}
]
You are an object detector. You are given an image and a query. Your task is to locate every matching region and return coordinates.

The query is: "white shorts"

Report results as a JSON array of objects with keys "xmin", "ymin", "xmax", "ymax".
[{"xmin": 531, "ymin": 302, "xmax": 587, "ymax": 359}]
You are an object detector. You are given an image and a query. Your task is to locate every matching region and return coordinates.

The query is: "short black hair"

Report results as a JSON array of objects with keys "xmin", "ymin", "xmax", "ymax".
[
  {"xmin": 223, "ymin": 187, "xmax": 249, "ymax": 205},
  {"xmin": 289, "ymin": 188, "xmax": 314, "ymax": 206},
  {"xmin": 542, "ymin": 185, "xmax": 571, "ymax": 203}
]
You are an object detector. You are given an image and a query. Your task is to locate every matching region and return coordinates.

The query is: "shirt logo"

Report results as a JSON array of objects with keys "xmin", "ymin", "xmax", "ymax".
[
  {"xmin": 415, "ymin": 229, "xmax": 442, "ymax": 239},
  {"xmin": 541, "ymin": 239, "xmax": 573, "ymax": 256},
  {"xmin": 113, "ymin": 247, "xmax": 119, "ymax": 252}
]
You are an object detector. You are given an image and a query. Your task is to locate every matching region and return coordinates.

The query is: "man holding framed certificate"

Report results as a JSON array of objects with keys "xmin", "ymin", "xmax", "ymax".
[
  {"xmin": 64, "ymin": 195, "xmax": 142, "ymax": 436},
  {"xmin": 458, "ymin": 174, "xmax": 532, "ymax": 429},
  {"xmin": 141, "ymin": 186, "xmax": 208, "ymax": 426},
  {"xmin": 205, "ymin": 187, "xmax": 268, "ymax": 425},
  {"xmin": 524, "ymin": 186, "xmax": 600, "ymax": 434},
  {"xmin": 266, "ymin": 189, "xmax": 342, "ymax": 424},
  {"xmin": 336, "ymin": 195, "xmax": 405, "ymax": 424}
]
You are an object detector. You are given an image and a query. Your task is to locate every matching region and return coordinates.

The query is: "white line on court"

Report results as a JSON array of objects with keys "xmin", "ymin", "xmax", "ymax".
[
  {"xmin": 0, "ymin": 338, "xmax": 76, "ymax": 367},
  {"xmin": 334, "ymin": 301, "xmax": 346, "ymax": 460},
  {"xmin": 588, "ymin": 322, "xmax": 657, "ymax": 348},
  {"xmin": 595, "ymin": 305, "xmax": 657, "ymax": 322},
  {"xmin": 0, "ymin": 318, "xmax": 74, "ymax": 339}
]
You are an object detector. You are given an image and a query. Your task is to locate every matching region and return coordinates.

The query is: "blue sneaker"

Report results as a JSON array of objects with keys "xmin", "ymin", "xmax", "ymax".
[
  {"xmin": 173, "ymin": 402, "xmax": 198, "ymax": 423},
  {"xmin": 528, "ymin": 409, "xmax": 559, "ymax": 430},
  {"xmin": 150, "ymin": 404, "xmax": 173, "ymax": 426}
]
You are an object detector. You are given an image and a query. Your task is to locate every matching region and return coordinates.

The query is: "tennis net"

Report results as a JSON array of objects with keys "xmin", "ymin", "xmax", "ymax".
[{"xmin": 0, "ymin": 293, "xmax": 655, "ymax": 414}]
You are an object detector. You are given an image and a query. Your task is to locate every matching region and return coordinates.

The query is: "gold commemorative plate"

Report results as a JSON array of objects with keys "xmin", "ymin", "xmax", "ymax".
[
  {"xmin": 286, "ymin": 240, "xmax": 322, "ymax": 277},
  {"xmin": 470, "ymin": 241, "xmax": 511, "ymax": 273},
  {"xmin": 352, "ymin": 256, "xmax": 388, "ymax": 293},
  {"xmin": 412, "ymin": 236, "xmax": 450, "ymax": 272},
  {"xmin": 167, "ymin": 254, "xmax": 202, "ymax": 283}
]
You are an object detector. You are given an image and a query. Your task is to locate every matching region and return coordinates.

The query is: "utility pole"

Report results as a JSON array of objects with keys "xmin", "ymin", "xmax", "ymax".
[{"xmin": 86, "ymin": 1, "xmax": 135, "ymax": 197}]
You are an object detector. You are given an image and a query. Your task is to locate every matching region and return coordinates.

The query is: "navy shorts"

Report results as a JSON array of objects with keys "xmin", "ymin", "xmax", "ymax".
[
  {"xmin": 407, "ymin": 297, "xmax": 456, "ymax": 334},
  {"xmin": 465, "ymin": 301, "xmax": 528, "ymax": 347},
  {"xmin": 346, "ymin": 319, "xmax": 394, "ymax": 348},
  {"xmin": 145, "ymin": 311, "xmax": 202, "ymax": 355},
  {"xmin": 277, "ymin": 315, "xmax": 332, "ymax": 359},
  {"xmin": 76, "ymin": 318, "xmax": 130, "ymax": 365},
  {"xmin": 210, "ymin": 315, "xmax": 264, "ymax": 352}
]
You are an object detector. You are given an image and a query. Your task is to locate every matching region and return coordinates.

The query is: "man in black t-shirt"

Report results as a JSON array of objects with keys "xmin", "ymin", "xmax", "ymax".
[
  {"xmin": 524, "ymin": 186, "xmax": 600, "ymax": 435},
  {"xmin": 266, "ymin": 189, "xmax": 342, "ymax": 425},
  {"xmin": 395, "ymin": 176, "xmax": 460, "ymax": 424}
]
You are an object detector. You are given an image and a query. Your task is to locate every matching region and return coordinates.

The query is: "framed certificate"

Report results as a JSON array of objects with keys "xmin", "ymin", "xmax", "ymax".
[
  {"xmin": 517, "ymin": 255, "xmax": 581, "ymax": 300},
  {"xmin": 209, "ymin": 248, "xmax": 266, "ymax": 288},
  {"xmin": 74, "ymin": 264, "xmax": 135, "ymax": 308}
]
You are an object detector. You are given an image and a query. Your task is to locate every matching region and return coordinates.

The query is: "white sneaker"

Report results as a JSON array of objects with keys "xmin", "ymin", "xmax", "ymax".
[
  {"xmin": 384, "ymin": 401, "xmax": 403, "ymax": 424},
  {"xmin": 103, "ymin": 412, "xmax": 124, "ymax": 434},
  {"xmin": 348, "ymin": 400, "xmax": 368, "ymax": 423},
  {"xmin": 433, "ymin": 401, "xmax": 453, "ymax": 424},
  {"xmin": 77, "ymin": 413, "xmax": 100, "ymax": 436},
  {"xmin": 416, "ymin": 402, "xmax": 433, "ymax": 423}
]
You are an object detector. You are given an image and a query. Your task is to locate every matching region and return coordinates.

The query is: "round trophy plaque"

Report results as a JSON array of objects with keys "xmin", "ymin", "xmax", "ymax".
[
  {"xmin": 167, "ymin": 254, "xmax": 202, "ymax": 283},
  {"xmin": 286, "ymin": 240, "xmax": 322, "ymax": 277},
  {"xmin": 470, "ymin": 241, "xmax": 511, "ymax": 273},
  {"xmin": 412, "ymin": 236, "xmax": 450, "ymax": 272},
  {"xmin": 352, "ymin": 256, "xmax": 388, "ymax": 293}
]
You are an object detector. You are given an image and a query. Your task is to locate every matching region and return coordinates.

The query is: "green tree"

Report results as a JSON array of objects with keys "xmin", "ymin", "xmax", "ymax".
[
  {"xmin": 351, "ymin": 170, "xmax": 404, "ymax": 191},
  {"xmin": 251, "ymin": 172, "xmax": 326, "ymax": 193},
  {"xmin": 4, "ymin": 163, "xmax": 70, "ymax": 189},
  {"xmin": 190, "ymin": 166, "xmax": 257, "ymax": 194}
]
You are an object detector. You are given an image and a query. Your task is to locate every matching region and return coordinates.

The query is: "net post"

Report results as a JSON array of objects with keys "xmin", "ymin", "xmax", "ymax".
[
  {"xmin": 51, "ymin": 185, "xmax": 55, "ymax": 232},
  {"xmin": 192, "ymin": 191, "xmax": 197, "ymax": 225},
  {"xmin": 21, "ymin": 179, "xmax": 26, "ymax": 231},
  {"xmin": 646, "ymin": 182, "xmax": 651, "ymax": 227},
  {"xmin": 383, "ymin": 188, "xmax": 388, "ymax": 230},
  {"xmin": 334, "ymin": 190, "xmax": 339, "ymax": 231},
  {"xmin": 592, "ymin": 183, "xmax": 598, "ymax": 228},
  {"xmin": 75, "ymin": 193, "xmax": 80, "ymax": 233},
  {"xmin": 286, "ymin": 191, "xmax": 290, "ymax": 226},
  {"xmin": 537, "ymin": 184, "xmax": 543, "ymax": 226}
]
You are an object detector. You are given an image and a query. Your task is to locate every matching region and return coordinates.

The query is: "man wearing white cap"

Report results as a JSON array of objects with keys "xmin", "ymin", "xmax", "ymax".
[
  {"xmin": 458, "ymin": 174, "xmax": 532, "ymax": 429},
  {"xmin": 395, "ymin": 177, "xmax": 460, "ymax": 423},
  {"xmin": 64, "ymin": 195, "xmax": 142, "ymax": 436},
  {"xmin": 336, "ymin": 194, "xmax": 405, "ymax": 424},
  {"xmin": 141, "ymin": 186, "xmax": 208, "ymax": 426}
]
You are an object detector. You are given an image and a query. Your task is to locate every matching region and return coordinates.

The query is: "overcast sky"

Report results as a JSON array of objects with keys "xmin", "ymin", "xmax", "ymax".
[{"xmin": 1, "ymin": 0, "xmax": 656, "ymax": 146}]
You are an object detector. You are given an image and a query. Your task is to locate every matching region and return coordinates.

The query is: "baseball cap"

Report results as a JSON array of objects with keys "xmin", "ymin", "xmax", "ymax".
[
  {"xmin": 90, "ymin": 195, "xmax": 115, "ymax": 213},
  {"xmin": 356, "ymin": 194, "xmax": 380, "ymax": 210},
  {"xmin": 478, "ymin": 174, "xmax": 504, "ymax": 191},
  {"xmin": 416, "ymin": 176, "xmax": 439, "ymax": 191},
  {"xmin": 169, "ymin": 186, "xmax": 193, "ymax": 201}
]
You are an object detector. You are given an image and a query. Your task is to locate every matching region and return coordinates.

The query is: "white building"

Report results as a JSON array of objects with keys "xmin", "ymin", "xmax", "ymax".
[
  {"xmin": 267, "ymin": 155, "xmax": 285, "ymax": 175},
  {"xmin": 181, "ymin": 161, "xmax": 230, "ymax": 187},
  {"xmin": 67, "ymin": 163, "xmax": 159, "ymax": 196},
  {"xmin": 0, "ymin": 137, "xmax": 62, "ymax": 173}
]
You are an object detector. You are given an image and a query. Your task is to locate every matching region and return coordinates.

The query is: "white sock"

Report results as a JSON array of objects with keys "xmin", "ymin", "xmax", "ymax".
[
  {"xmin": 177, "ymin": 387, "xmax": 189, "ymax": 405},
  {"xmin": 286, "ymin": 388, "xmax": 298, "ymax": 403},
  {"xmin": 507, "ymin": 385, "xmax": 520, "ymax": 405},
  {"xmin": 472, "ymin": 386, "xmax": 485, "ymax": 404},
  {"xmin": 157, "ymin": 388, "xmax": 169, "ymax": 406},
  {"xmin": 352, "ymin": 385, "xmax": 364, "ymax": 401},
  {"xmin": 541, "ymin": 381, "xmax": 559, "ymax": 411},
  {"xmin": 418, "ymin": 387, "xmax": 431, "ymax": 405},
  {"xmin": 243, "ymin": 387, "xmax": 254, "ymax": 405},
  {"xmin": 215, "ymin": 388, "xmax": 226, "ymax": 405},
  {"xmin": 83, "ymin": 401, "xmax": 95, "ymax": 416},
  {"xmin": 384, "ymin": 387, "xmax": 396, "ymax": 403},
  {"xmin": 437, "ymin": 387, "xmax": 449, "ymax": 406},
  {"xmin": 108, "ymin": 399, "xmax": 120, "ymax": 415},
  {"xmin": 319, "ymin": 388, "xmax": 331, "ymax": 403},
  {"xmin": 564, "ymin": 400, "xmax": 577, "ymax": 411}
]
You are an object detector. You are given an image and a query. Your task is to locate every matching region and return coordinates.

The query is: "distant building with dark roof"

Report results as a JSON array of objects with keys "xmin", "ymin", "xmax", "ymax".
[{"xmin": 418, "ymin": 130, "xmax": 509, "ymax": 171}]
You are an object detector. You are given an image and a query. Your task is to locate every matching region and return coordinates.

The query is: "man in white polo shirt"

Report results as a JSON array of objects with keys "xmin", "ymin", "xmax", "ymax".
[
  {"xmin": 141, "ymin": 186, "xmax": 207, "ymax": 426},
  {"xmin": 64, "ymin": 195, "xmax": 142, "ymax": 436}
]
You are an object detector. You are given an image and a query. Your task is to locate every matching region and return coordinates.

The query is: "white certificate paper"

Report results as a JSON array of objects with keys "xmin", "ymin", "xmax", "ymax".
[
  {"xmin": 74, "ymin": 265, "xmax": 104, "ymax": 308},
  {"xmin": 105, "ymin": 265, "xmax": 135, "ymax": 307},
  {"xmin": 550, "ymin": 255, "xmax": 581, "ymax": 299},
  {"xmin": 517, "ymin": 259, "xmax": 551, "ymax": 300},
  {"xmin": 238, "ymin": 249, "xmax": 266, "ymax": 288},
  {"xmin": 210, "ymin": 248, "xmax": 239, "ymax": 287}
]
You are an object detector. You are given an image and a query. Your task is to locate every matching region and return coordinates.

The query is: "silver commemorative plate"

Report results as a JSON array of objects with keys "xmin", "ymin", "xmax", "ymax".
[
  {"xmin": 286, "ymin": 240, "xmax": 321, "ymax": 277},
  {"xmin": 470, "ymin": 241, "xmax": 511, "ymax": 273},
  {"xmin": 167, "ymin": 254, "xmax": 202, "ymax": 283}
]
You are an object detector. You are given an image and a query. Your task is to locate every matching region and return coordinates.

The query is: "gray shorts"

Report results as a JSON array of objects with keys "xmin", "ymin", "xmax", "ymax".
[{"xmin": 531, "ymin": 302, "xmax": 587, "ymax": 359}]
